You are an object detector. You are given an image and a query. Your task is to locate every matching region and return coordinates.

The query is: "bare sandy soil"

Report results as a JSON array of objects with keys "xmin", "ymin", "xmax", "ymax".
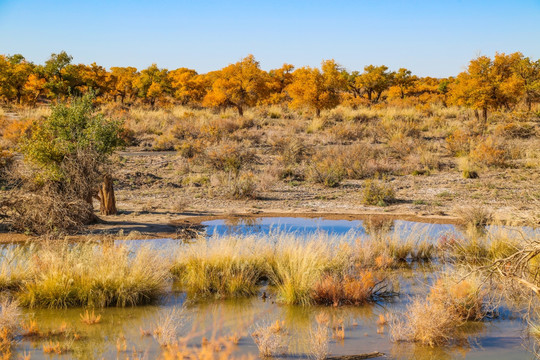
[{"xmin": 76, "ymin": 148, "xmax": 538, "ymax": 238}]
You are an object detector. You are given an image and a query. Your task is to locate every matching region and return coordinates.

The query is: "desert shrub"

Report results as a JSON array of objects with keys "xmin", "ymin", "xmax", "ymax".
[
  {"xmin": 175, "ymin": 139, "xmax": 205, "ymax": 159},
  {"xmin": 153, "ymin": 133, "xmax": 180, "ymax": 150},
  {"xmin": 329, "ymin": 121, "xmax": 364, "ymax": 142},
  {"xmin": 206, "ymin": 141, "xmax": 257, "ymax": 175},
  {"xmin": 226, "ymin": 171, "xmax": 259, "ymax": 199},
  {"xmin": 307, "ymin": 148, "xmax": 346, "ymax": 187},
  {"xmin": 470, "ymin": 136, "xmax": 509, "ymax": 167},
  {"xmin": 362, "ymin": 179, "xmax": 395, "ymax": 206},
  {"xmin": 446, "ymin": 129, "xmax": 472, "ymax": 156},
  {"xmin": 494, "ymin": 122, "xmax": 536, "ymax": 139},
  {"xmin": 390, "ymin": 295, "xmax": 461, "ymax": 347}
]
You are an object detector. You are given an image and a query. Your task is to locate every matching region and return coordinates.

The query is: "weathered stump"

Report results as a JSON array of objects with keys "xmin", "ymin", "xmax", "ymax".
[{"xmin": 99, "ymin": 174, "xmax": 117, "ymax": 215}]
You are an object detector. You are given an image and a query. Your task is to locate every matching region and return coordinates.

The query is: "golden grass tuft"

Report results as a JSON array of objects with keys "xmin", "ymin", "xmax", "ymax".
[{"xmin": 0, "ymin": 241, "xmax": 170, "ymax": 308}]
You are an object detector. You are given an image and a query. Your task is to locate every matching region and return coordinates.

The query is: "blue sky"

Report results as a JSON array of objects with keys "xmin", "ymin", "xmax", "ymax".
[{"xmin": 0, "ymin": 0, "xmax": 538, "ymax": 77}]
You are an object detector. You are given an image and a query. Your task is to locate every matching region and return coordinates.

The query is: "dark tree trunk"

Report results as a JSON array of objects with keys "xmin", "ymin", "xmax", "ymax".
[
  {"xmin": 316, "ymin": 108, "xmax": 321, "ymax": 117},
  {"xmin": 99, "ymin": 174, "xmax": 117, "ymax": 215},
  {"xmin": 236, "ymin": 105, "xmax": 244, "ymax": 116}
]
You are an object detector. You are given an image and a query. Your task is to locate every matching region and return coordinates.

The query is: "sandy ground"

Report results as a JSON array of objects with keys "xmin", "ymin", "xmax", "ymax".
[{"xmin": 83, "ymin": 149, "xmax": 538, "ymax": 238}]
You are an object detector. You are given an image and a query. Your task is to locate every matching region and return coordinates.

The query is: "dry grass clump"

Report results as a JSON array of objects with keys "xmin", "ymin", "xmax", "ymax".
[
  {"xmin": 172, "ymin": 236, "xmax": 269, "ymax": 298},
  {"xmin": 454, "ymin": 205, "xmax": 493, "ymax": 229},
  {"xmin": 390, "ymin": 272, "xmax": 489, "ymax": 346},
  {"xmin": 268, "ymin": 234, "xmax": 351, "ymax": 305},
  {"xmin": 0, "ymin": 242, "xmax": 170, "ymax": 308},
  {"xmin": 153, "ymin": 307, "xmax": 186, "ymax": 347},
  {"xmin": 251, "ymin": 321, "xmax": 288, "ymax": 358},
  {"xmin": 0, "ymin": 245, "xmax": 32, "ymax": 291}
]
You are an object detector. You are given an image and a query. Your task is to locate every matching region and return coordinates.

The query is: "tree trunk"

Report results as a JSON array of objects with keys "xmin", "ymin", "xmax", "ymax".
[
  {"xmin": 482, "ymin": 107, "xmax": 488, "ymax": 122},
  {"xmin": 237, "ymin": 105, "xmax": 244, "ymax": 116},
  {"xmin": 316, "ymin": 108, "xmax": 321, "ymax": 117},
  {"xmin": 99, "ymin": 174, "xmax": 117, "ymax": 215}
]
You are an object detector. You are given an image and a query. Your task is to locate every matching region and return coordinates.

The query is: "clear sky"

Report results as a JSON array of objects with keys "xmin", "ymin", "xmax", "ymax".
[{"xmin": 0, "ymin": 0, "xmax": 538, "ymax": 77}]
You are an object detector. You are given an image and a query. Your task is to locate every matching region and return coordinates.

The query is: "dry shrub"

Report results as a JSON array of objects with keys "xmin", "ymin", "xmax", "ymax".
[
  {"xmin": 494, "ymin": 122, "xmax": 536, "ymax": 139},
  {"xmin": 312, "ymin": 271, "xmax": 378, "ymax": 306},
  {"xmin": 225, "ymin": 171, "xmax": 259, "ymax": 200},
  {"xmin": 206, "ymin": 141, "xmax": 257, "ymax": 175},
  {"xmin": 454, "ymin": 205, "xmax": 493, "ymax": 228},
  {"xmin": 470, "ymin": 136, "xmax": 509, "ymax": 167},
  {"xmin": 176, "ymin": 139, "xmax": 205, "ymax": 159},
  {"xmin": 362, "ymin": 179, "xmax": 396, "ymax": 206},
  {"xmin": 3, "ymin": 151, "xmax": 103, "ymax": 234},
  {"xmin": 390, "ymin": 296, "xmax": 461, "ymax": 347},
  {"xmin": 154, "ymin": 307, "xmax": 185, "ymax": 347},
  {"xmin": 390, "ymin": 272, "xmax": 489, "ymax": 347},
  {"xmin": 446, "ymin": 129, "xmax": 472, "ymax": 156},
  {"xmin": 309, "ymin": 323, "xmax": 329, "ymax": 360},
  {"xmin": 307, "ymin": 147, "xmax": 346, "ymax": 187},
  {"xmin": 329, "ymin": 121, "xmax": 364, "ymax": 142},
  {"xmin": 153, "ymin": 133, "xmax": 180, "ymax": 150},
  {"xmin": 251, "ymin": 321, "xmax": 288, "ymax": 358}
]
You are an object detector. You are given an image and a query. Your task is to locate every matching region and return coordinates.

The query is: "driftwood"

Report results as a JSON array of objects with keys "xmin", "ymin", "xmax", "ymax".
[{"xmin": 327, "ymin": 352, "xmax": 385, "ymax": 360}]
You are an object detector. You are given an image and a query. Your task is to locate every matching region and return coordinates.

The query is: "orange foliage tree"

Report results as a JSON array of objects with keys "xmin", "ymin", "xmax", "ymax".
[
  {"xmin": 287, "ymin": 59, "xmax": 346, "ymax": 116},
  {"xmin": 203, "ymin": 55, "xmax": 268, "ymax": 115}
]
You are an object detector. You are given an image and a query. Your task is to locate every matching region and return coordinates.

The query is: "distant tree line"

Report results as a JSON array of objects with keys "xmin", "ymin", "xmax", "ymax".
[{"xmin": 1, "ymin": 52, "xmax": 539, "ymax": 119}]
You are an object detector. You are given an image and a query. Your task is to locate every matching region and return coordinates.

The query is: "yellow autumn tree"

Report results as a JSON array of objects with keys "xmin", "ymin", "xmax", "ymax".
[
  {"xmin": 287, "ymin": 59, "xmax": 346, "ymax": 116},
  {"xmin": 267, "ymin": 63, "xmax": 294, "ymax": 104},
  {"xmin": 451, "ymin": 52, "xmax": 523, "ymax": 122},
  {"xmin": 168, "ymin": 67, "xmax": 206, "ymax": 105},
  {"xmin": 109, "ymin": 66, "xmax": 138, "ymax": 104},
  {"xmin": 356, "ymin": 65, "xmax": 394, "ymax": 103},
  {"xmin": 134, "ymin": 64, "xmax": 170, "ymax": 107},
  {"xmin": 203, "ymin": 55, "xmax": 268, "ymax": 115}
]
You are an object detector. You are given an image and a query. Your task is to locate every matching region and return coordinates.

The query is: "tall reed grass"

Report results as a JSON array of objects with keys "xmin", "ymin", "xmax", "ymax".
[{"xmin": 0, "ymin": 242, "xmax": 171, "ymax": 308}]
